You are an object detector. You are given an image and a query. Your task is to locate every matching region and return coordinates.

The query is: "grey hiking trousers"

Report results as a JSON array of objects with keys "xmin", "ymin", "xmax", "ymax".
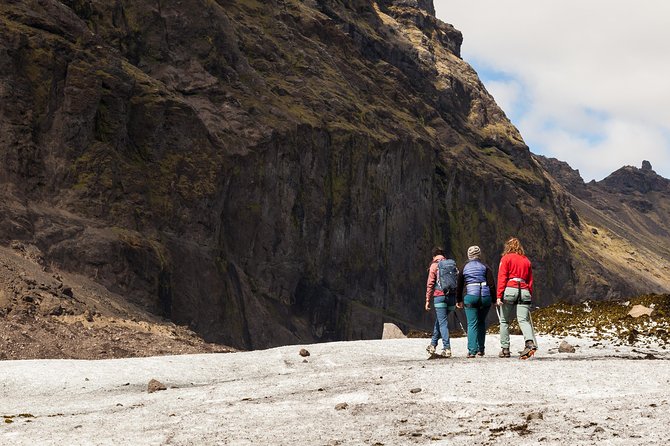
[{"xmin": 499, "ymin": 303, "xmax": 537, "ymax": 348}]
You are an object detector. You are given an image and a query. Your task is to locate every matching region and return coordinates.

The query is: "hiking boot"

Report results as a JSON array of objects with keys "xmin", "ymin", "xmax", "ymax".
[
  {"xmin": 440, "ymin": 348, "xmax": 452, "ymax": 358},
  {"xmin": 476, "ymin": 351, "xmax": 485, "ymax": 357},
  {"xmin": 498, "ymin": 348, "xmax": 511, "ymax": 358},
  {"xmin": 519, "ymin": 341, "xmax": 537, "ymax": 360},
  {"xmin": 426, "ymin": 344, "xmax": 436, "ymax": 355}
]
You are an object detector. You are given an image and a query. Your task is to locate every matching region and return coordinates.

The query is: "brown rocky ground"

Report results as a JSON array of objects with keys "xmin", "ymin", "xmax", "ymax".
[
  {"xmin": 0, "ymin": 243, "xmax": 233, "ymax": 360},
  {"xmin": 531, "ymin": 293, "xmax": 670, "ymax": 347},
  {"xmin": 489, "ymin": 293, "xmax": 670, "ymax": 348}
]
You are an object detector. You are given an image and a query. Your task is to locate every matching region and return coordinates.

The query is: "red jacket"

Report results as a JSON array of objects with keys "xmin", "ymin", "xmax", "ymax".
[
  {"xmin": 425, "ymin": 255, "xmax": 445, "ymax": 304},
  {"xmin": 496, "ymin": 253, "xmax": 533, "ymax": 299}
]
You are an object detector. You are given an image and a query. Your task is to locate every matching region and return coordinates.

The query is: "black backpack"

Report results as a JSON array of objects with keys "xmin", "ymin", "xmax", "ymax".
[{"xmin": 436, "ymin": 258, "xmax": 458, "ymax": 293}]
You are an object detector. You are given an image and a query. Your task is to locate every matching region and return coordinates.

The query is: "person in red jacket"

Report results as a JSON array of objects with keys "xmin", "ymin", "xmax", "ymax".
[{"xmin": 495, "ymin": 237, "xmax": 538, "ymax": 359}]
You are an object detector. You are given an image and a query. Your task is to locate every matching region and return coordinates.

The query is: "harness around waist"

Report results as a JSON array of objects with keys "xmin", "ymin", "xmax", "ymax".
[
  {"xmin": 507, "ymin": 277, "xmax": 527, "ymax": 287},
  {"xmin": 465, "ymin": 281, "xmax": 490, "ymax": 297},
  {"xmin": 502, "ymin": 277, "xmax": 532, "ymax": 305}
]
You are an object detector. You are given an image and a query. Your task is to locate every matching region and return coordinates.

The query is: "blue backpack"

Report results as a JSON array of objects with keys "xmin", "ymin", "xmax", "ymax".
[{"xmin": 436, "ymin": 258, "xmax": 458, "ymax": 294}]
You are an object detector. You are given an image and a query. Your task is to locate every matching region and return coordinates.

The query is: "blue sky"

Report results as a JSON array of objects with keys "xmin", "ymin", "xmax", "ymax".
[{"xmin": 435, "ymin": 1, "xmax": 670, "ymax": 181}]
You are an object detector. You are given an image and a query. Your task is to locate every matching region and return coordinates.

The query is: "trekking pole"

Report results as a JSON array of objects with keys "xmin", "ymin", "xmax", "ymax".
[
  {"xmin": 528, "ymin": 306, "xmax": 538, "ymax": 348},
  {"xmin": 454, "ymin": 308, "xmax": 467, "ymax": 334}
]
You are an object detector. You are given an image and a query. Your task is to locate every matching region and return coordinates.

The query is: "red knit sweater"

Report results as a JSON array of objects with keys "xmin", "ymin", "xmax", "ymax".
[{"xmin": 496, "ymin": 253, "xmax": 533, "ymax": 299}]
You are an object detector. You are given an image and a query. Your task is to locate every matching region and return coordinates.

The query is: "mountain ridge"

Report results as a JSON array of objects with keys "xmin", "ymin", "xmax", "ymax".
[{"xmin": 536, "ymin": 155, "xmax": 670, "ymax": 299}]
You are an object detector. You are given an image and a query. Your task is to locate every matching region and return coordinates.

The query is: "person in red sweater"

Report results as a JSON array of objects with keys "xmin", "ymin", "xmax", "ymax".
[{"xmin": 495, "ymin": 237, "xmax": 538, "ymax": 359}]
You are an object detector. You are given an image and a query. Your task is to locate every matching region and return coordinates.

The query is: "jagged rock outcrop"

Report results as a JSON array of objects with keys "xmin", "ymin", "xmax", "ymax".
[
  {"xmin": 599, "ymin": 162, "xmax": 669, "ymax": 196},
  {"xmin": 1, "ymin": 0, "xmax": 662, "ymax": 349},
  {"xmin": 535, "ymin": 155, "xmax": 591, "ymax": 200}
]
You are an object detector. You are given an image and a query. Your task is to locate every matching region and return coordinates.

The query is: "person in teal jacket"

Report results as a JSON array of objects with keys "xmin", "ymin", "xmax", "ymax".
[{"xmin": 455, "ymin": 246, "xmax": 496, "ymax": 358}]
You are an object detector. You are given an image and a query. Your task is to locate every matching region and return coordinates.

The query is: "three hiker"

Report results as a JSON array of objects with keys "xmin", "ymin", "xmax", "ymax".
[
  {"xmin": 496, "ymin": 237, "xmax": 538, "ymax": 359},
  {"xmin": 455, "ymin": 246, "xmax": 496, "ymax": 358},
  {"xmin": 424, "ymin": 247, "xmax": 457, "ymax": 357},
  {"xmin": 423, "ymin": 238, "xmax": 538, "ymax": 359}
]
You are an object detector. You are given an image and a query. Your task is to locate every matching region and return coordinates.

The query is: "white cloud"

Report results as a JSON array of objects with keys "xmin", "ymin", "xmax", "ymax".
[
  {"xmin": 519, "ymin": 117, "xmax": 670, "ymax": 181},
  {"xmin": 483, "ymin": 79, "xmax": 522, "ymax": 120},
  {"xmin": 435, "ymin": 0, "xmax": 670, "ymax": 180}
]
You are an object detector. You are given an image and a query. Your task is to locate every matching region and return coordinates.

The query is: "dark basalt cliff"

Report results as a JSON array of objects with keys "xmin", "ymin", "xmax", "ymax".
[{"xmin": 0, "ymin": 0, "xmax": 665, "ymax": 349}]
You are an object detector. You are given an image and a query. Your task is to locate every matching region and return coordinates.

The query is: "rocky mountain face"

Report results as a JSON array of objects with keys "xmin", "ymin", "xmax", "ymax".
[
  {"xmin": 1, "ymin": 0, "xmax": 667, "ymax": 350},
  {"xmin": 537, "ymin": 157, "xmax": 670, "ymax": 300}
]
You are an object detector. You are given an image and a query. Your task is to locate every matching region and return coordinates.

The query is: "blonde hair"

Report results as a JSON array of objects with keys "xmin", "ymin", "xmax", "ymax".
[{"xmin": 502, "ymin": 237, "xmax": 525, "ymax": 256}]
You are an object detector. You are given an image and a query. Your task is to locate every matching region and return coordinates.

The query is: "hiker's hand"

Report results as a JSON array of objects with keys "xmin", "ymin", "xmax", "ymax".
[
  {"xmin": 456, "ymin": 302, "xmax": 463, "ymax": 309},
  {"xmin": 496, "ymin": 298, "xmax": 503, "ymax": 307},
  {"xmin": 425, "ymin": 302, "xmax": 430, "ymax": 311}
]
